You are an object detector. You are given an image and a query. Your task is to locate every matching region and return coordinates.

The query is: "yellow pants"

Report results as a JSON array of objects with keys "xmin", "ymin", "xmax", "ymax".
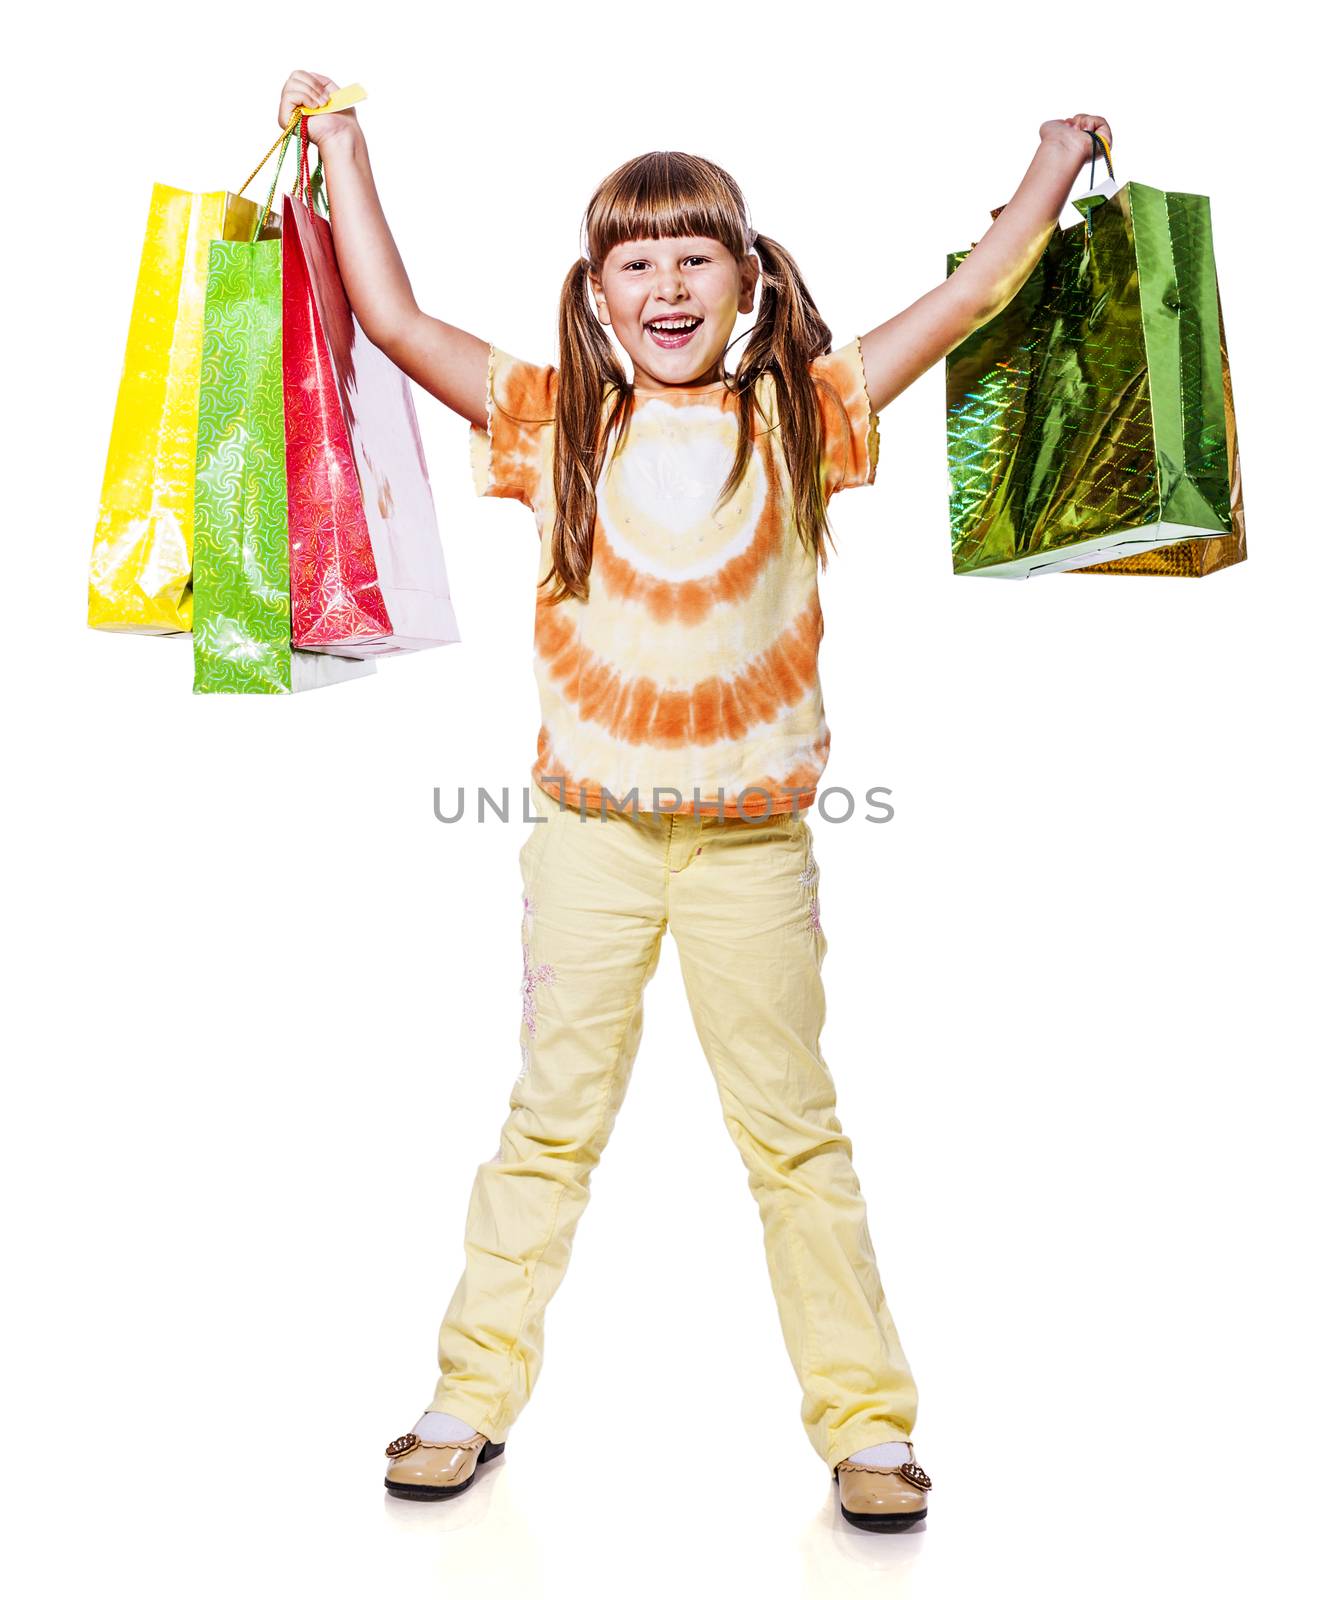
[{"xmin": 431, "ymin": 783, "xmax": 918, "ymax": 1471}]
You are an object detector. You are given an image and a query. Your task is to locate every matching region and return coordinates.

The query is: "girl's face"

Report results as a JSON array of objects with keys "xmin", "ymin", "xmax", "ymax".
[{"xmin": 591, "ymin": 235, "xmax": 759, "ymax": 393}]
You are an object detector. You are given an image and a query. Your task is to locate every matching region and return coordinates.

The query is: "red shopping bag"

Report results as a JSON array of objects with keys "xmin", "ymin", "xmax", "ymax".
[{"xmin": 281, "ymin": 139, "xmax": 460, "ymax": 656}]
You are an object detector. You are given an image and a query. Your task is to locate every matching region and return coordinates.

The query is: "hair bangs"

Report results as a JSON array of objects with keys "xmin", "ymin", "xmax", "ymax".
[{"xmin": 586, "ymin": 152, "xmax": 751, "ymax": 268}]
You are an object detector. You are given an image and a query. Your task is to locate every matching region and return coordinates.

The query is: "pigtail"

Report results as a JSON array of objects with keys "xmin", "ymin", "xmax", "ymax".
[
  {"xmin": 720, "ymin": 233, "xmax": 838, "ymax": 570},
  {"xmin": 544, "ymin": 257, "xmax": 632, "ymax": 605}
]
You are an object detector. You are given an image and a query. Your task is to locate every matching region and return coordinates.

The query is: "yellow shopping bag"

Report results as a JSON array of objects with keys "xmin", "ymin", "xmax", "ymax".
[{"xmin": 88, "ymin": 185, "xmax": 260, "ymax": 633}]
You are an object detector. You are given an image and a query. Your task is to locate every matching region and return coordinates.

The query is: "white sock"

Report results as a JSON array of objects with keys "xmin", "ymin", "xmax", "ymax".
[
  {"xmin": 416, "ymin": 1413, "xmax": 909, "ymax": 1461},
  {"xmin": 847, "ymin": 1441, "xmax": 913, "ymax": 1467},
  {"xmin": 414, "ymin": 1410, "xmax": 482, "ymax": 1443}
]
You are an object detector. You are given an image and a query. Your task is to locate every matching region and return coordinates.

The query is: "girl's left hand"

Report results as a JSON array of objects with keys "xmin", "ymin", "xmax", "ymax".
[{"xmin": 1039, "ymin": 114, "xmax": 1114, "ymax": 164}]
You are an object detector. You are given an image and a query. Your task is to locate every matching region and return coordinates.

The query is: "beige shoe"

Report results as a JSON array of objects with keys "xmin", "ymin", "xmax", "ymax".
[
  {"xmin": 834, "ymin": 1444, "xmax": 931, "ymax": 1531},
  {"xmin": 383, "ymin": 1429, "xmax": 506, "ymax": 1500}
]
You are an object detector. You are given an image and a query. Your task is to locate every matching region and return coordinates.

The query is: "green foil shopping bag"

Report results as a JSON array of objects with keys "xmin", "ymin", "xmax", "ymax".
[
  {"xmin": 945, "ymin": 174, "xmax": 1241, "ymax": 578},
  {"xmin": 191, "ymin": 126, "xmax": 374, "ymax": 693}
]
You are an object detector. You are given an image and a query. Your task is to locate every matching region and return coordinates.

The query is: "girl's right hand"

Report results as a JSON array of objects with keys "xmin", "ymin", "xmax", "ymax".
[{"xmin": 277, "ymin": 70, "xmax": 359, "ymax": 150}]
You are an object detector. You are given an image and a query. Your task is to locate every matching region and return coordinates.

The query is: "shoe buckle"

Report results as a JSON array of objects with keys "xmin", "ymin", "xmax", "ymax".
[
  {"xmin": 898, "ymin": 1460, "xmax": 932, "ymax": 1491},
  {"xmin": 385, "ymin": 1432, "xmax": 421, "ymax": 1459}
]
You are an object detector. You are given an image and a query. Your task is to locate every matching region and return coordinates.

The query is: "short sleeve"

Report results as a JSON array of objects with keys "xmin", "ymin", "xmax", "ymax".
[
  {"xmin": 809, "ymin": 336, "xmax": 879, "ymax": 499},
  {"xmin": 469, "ymin": 343, "xmax": 558, "ymax": 508}
]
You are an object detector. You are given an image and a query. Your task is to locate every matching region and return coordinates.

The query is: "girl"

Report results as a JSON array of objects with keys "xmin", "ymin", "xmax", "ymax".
[{"xmin": 276, "ymin": 71, "xmax": 1111, "ymax": 1530}]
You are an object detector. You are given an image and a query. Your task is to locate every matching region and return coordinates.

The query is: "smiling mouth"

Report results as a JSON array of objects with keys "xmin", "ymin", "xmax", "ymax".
[{"xmin": 645, "ymin": 316, "xmax": 704, "ymax": 349}]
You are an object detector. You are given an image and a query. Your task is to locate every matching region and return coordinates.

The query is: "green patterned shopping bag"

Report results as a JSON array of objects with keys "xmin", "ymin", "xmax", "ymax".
[
  {"xmin": 191, "ymin": 121, "xmax": 374, "ymax": 693},
  {"xmin": 945, "ymin": 140, "xmax": 1241, "ymax": 578}
]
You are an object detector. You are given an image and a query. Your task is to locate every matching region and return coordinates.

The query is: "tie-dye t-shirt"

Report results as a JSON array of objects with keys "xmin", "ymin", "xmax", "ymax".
[{"xmin": 469, "ymin": 337, "xmax": 878, "ymax": 817}]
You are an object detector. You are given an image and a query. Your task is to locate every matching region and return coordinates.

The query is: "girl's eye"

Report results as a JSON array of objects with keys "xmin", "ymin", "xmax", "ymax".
[{"xmin": 623, "ymin": 256, "xmax": 709, "ymax": 270}]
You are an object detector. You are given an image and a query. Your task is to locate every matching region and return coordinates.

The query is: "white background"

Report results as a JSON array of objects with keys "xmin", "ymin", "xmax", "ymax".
[{"xmin": 6, "ymin": 3, "xmax": 1315, "ymax": 1596}]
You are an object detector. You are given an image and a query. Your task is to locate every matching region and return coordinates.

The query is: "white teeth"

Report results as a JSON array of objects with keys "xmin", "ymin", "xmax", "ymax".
[{"xmin": 650, "ymin": 318, "xmax": 700, "ymax": 331}]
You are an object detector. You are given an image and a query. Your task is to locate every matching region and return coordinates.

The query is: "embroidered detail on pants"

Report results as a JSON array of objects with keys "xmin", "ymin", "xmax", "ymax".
[
  {"xmin": 518, "ymin": 894, "xmax": 556, "ymax": 1084},
  {"xmin": 800, "ymin": 841, "xmax": 823, "ymax": 936}
]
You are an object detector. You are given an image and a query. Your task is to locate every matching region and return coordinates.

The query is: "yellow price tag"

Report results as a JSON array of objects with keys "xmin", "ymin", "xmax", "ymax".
[{"xmin": 294, "ymin": 82, "xmax": 367, "ymax": 118}]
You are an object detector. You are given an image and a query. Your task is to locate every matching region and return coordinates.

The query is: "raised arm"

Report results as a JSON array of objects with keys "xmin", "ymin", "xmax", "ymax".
[
  {"xmin": 284, "ymin": 72, "xmax": 491, "ymax": 430},
  {"xmin": 857, "ymin": 115, "xmax": 1113, "ymax": 415}
]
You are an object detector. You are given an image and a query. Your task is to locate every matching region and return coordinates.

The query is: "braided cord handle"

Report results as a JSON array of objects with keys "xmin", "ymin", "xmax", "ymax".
[
  {"xmin": 236, "ymin": 110, "xmax": 299, "ymax": 239},
  {"xmin": 295, "ymin": 116, "xmax": 331, "ymax": 221},
  {"xmin": 253, "ymin": 118, "xmax": 298, "ymax": 240},
  {"xmin": 237, "ymin": 107, "xmax": 332, "ymax": 243}
]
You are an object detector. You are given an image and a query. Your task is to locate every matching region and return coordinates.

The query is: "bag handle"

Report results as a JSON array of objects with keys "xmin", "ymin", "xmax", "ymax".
[
  {"xmin": 236, "ymin": 112, "xmax": 327, "ymax": 240},
  {"xmin": 237, "ymin": 83, "xmax": 367, "ymax": 239},
  {"xmin": 295, "ymin": 116, "xmax": 331, "ymax": 221},
  {"xmin": 235, "ymin": 111, "xmax": 302, "ymax": 242},
  {"xmin": 987, "ymin": 131, "xmax": 1117, "ymax": 235},
  {"xmin": 1072, "ymin": 130, "xmax": 1116, "ymax": 239},
  {"xmin": 1085, "ymin": 129, "xmax": 1114, "ymax": 186}
]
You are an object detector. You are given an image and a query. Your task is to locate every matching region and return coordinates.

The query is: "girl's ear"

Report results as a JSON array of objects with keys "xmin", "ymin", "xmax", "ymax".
[
  {"xmin": 588, "ymin": 272, "xmax": 612, "ymax": 326},
  {"xmin": 738, "ymin": 253, "xmax": 759, "ymax": 316}
]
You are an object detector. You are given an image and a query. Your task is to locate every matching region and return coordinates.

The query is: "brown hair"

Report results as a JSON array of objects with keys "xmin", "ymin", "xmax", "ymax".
[{"xmin": 537, "ymin": 150, "xmax": 838, "ymax": 604}]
